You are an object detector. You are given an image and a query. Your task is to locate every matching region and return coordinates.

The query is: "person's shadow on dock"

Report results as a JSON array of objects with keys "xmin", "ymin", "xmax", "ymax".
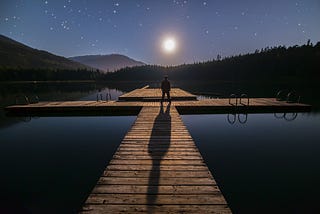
[{"xmin": 147, "ymin": 102, "xmax": 171, "ymax": 213}]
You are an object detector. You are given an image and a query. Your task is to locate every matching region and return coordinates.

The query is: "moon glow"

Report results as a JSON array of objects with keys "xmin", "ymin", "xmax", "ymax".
[{"xmin": 162, "ymin": 38, "xmax": 176, "ymax": 53}]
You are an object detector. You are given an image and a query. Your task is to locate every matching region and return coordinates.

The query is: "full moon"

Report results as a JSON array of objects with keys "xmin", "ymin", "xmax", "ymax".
[{"xmin": 162, "ymin": 38, "xmax": 176, "ymax": 53}]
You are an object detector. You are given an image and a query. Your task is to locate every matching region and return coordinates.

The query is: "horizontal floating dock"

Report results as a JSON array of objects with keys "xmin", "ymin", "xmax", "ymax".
[
  {"xmin": 119, "ymin": 88, "xmax": 197, "ymax": 101},
  {"xmin": 80, "ymin": 106, "xmax": 231, "ymax": 213},
  {"xmin": 6, "ymin": 98, "xmax": 311, "ymax": 116},
  {"xmin": 5, "ymin": 87, "xmax": 311, "ymax": 116}
]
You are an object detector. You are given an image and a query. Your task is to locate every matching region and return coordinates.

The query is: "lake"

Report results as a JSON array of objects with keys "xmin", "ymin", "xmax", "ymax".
[{"xmin": 0, "ymin": 82, "xmax": 319, "ymax": 213}]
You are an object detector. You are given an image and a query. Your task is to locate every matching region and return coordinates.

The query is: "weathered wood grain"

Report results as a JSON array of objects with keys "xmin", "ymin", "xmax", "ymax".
[
  {"xmin": 80, "ymin": 106, "xmax": 231, "ymax": 213},
  {"xmin": 85, "ymin": 193, "xmax": 227, "ymax": 205},
  {"xmin": 81, "ymin": 204, "xmax": 231, "ymax": 214},
  {"xmin": 91, "ymin": 185, "xmax": 220, "ymax": 194},
  {"xmin": 118, "ymin": 87, "xmax": 197, "ymax": 101},
  {"xmin": 5, "ymin": 86, "xmax": 311, "ymax": 117},
  {"xmin": 102, "ymin": 170, "xmax": 211, "ymax": 178}
]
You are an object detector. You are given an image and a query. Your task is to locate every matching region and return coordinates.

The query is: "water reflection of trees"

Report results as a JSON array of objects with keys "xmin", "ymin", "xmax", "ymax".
[{"xmin": 0, "ymin": 82, "xmax": 104, "ymax": 129}]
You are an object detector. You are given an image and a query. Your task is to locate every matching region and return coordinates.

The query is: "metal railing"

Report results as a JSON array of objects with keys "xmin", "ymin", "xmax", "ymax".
[
  {"xmin": 239, "ymin": 93, "xmax": 249, "ymax": 106},
  {"xmin": 15, "ymin": 95, "xmax": 29, "ymax": 105},
  {"xmin": 286, "ymin": 91, "xmax": 300, "ymax": 103},
  {"xmin": 229, "ymin": 94, "xmax": 238, "ymax": 106},
  {"xmin": 29, "ymin": 95, "xmax": 39, "ymax": 104},
  {"xmin": 229, "ymin": 93, "xmax": 250, "ymax": 106},
  {"xmin": 276, "ymin": 90, "xmax": 301, "ymax": 103},
  {"xmin": 97, "ymin": 93, "xmax": 112, "ymax": 101},
  {"xmin": 13, "ymin": 94, "xmax": 40, "ymax": 122},
  {"xmin": 276, "ymin": 90, "xmax": 288, "ymax": 101}
]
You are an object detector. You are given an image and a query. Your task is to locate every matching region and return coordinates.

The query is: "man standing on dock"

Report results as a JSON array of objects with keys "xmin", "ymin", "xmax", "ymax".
[{"xmin": 161, "ymin": 75, "xmax": 171, "ymax": 103}]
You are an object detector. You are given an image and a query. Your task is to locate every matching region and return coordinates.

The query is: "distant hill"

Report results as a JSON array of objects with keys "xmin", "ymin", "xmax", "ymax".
[
  {"xmin": 69, "ymin": 54, "xmax": 145, "ymax": 72},
  {"xmin": 0, "ymin": 34, "xmax": 91, "ymax": 70}
]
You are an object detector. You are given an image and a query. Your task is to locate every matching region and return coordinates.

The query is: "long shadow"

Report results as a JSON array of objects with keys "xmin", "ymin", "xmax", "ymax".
[{"xmin": 147, "ymin": 103, "xmax": 171, "ymax": 213}]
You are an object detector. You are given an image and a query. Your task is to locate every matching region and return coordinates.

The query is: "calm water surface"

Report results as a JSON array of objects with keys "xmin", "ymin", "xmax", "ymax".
[
  {"xmin": 0, "ymin": 82, "xmax": 319, "ymax": 213},
  {"xmin": 182, "ymin": 113, "xmax": 320, "ymax": 214},
  {"xmin": 0, "ymin": 116, "xmax": 135, "ymax": 213}
]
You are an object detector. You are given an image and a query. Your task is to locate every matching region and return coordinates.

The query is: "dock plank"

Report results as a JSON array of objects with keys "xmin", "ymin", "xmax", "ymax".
[
  {"xmin": 81, "ymin": 204, "xmax": 231, "ymax": 214},
  {"xmin": 85, "ymin": 194, "xmax": 227, "ymax": 205},
  {"xmin": 80, "ymin": 106, "xmax": 231, "ymax": 213},
  {"xmin": 118, "ymin": 87, "xmax": 197, "ymax": 101},
  {"xmin": 91, "ymin": 185, "xmax": 220, "ymax": 194},
  {"xmin": 5, "ymin": 98, "xmax": 311, "ymax": 116}
]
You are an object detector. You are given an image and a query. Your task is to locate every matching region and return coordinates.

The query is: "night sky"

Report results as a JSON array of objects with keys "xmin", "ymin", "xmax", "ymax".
[{"xmin": 1, "ymin": 0, "xmax": 319, "ymax": 65}]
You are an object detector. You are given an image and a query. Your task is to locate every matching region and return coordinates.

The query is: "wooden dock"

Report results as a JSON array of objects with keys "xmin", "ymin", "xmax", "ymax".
[
  {"xmin": 119, "ymin": 88, "xmax": 197, "ymax": 101},
  {"xmin": 81, "ymin": 105, "xmax": 231, "ymax": 213},
  {"xmin": 4, "ymin": 86, "xmax": 312, "ymax": 213},
  {"xmin": 5, "ymin": 87, "xmax": 311, "ymax": 116}
]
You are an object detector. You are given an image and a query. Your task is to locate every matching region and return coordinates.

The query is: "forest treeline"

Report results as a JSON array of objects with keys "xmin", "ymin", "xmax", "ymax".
[
  {"xmin": 1, "ymin": 41, "xmax": 319, "ymax": 82},
  {"xmin": 104, "ymin": 41, "xmax": 320, "ymax": 83},
  {"xmin": 0, "ymin": 68, "xmax": 104, "ymax": 81}
]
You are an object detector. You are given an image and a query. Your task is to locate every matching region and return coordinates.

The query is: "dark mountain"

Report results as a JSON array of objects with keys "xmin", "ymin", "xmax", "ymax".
[
  {"xmin": 0, "ymin": 34, "xmax": 91, "ymax": 70},
  {"xmin": 69, "ymin": 54, "xmax": 145, "ymax": 72}
]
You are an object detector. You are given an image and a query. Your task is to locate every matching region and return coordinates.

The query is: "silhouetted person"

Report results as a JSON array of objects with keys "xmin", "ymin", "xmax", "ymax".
[{"xmin": 161, "ymin": 75, "xmax": 171, "ymax": 103}]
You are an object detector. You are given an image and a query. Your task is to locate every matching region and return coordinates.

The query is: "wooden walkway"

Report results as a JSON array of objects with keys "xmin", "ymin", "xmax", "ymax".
[
  {"xmin": 81, "ymin": 105, "xmax": 231, "ymax": 213},
  {"xmin": 4, "ymin": 86, "xmax": 312, "ymax": 213},
  {"xmin": 5, "ymin": 86, "xmax": 311, "ymax": 116},
  {"xmin": 119, "ymin": 88, "xmax": 197, "ymax": 101},
  {"xmin": 5, "ymin": 99, "xmax": 311, "ymax": 116}
]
